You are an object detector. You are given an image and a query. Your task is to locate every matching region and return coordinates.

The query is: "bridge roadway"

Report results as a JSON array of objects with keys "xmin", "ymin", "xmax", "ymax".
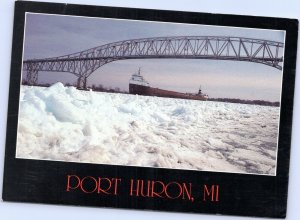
[{"xmin": 23, "ymin": 36, "xmax": 284, "ymax": 88}]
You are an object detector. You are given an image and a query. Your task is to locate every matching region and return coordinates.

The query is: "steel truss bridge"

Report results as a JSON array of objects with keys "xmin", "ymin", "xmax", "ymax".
[{"xmin": 23, "ymin": 36, "xmax": 284, "ymax": 88}]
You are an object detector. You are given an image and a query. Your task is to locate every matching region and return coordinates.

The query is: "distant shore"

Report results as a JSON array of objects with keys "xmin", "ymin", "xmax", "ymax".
[
  {"xmin": 208, "ymin": 98, "xmax": 280, "ymax": 107},
  {"xmin": 21, "ymin": 82, "xmax": 280, "ymax": 107}
]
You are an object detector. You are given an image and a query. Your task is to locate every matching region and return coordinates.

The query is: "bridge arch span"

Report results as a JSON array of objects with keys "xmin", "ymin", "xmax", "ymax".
[{"xmin": 23, "ymin": 36, "xmax": 284, "ymax": 88}]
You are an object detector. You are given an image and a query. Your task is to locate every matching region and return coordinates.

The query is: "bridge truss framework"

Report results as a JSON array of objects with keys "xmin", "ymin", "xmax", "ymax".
[{"xmin": 23, "ymin": 36, "xmax": 284, "ymax": 88}]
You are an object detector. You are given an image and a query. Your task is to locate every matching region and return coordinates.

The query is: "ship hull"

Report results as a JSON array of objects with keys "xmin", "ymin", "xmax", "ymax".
[{"xmin": 129, "ymin": 84, "xmax": 207, "ymax": 101}]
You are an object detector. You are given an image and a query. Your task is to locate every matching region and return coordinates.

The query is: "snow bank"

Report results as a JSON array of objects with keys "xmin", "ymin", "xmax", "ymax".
[{"xmin": 16, "ymin": 84, "xmax": 280, "ymax": 175}]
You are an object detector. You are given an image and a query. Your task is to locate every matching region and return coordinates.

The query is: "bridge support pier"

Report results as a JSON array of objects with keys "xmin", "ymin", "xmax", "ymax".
[
  {"xmin": 26, "ymin": 69, "xmax": 38, "ymax": 85},
  {"xmin": 77, "ymin": 76, "xmax": 88, "ymax": 89}
]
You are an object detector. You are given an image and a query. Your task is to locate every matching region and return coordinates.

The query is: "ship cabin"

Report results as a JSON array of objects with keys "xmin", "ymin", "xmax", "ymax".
[
  {"xmin": 129, "ymin": 68, "xmax": 150, "ymax": 87},
  {"xmin": 197, "ymin": 86, "xmax": 209, "ymax": 99}
]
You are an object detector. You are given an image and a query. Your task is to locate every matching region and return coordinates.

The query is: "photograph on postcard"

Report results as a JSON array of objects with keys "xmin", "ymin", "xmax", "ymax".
[{"xmin": 17, "ymin": 12, "xmax": 285, "ymax": 176}]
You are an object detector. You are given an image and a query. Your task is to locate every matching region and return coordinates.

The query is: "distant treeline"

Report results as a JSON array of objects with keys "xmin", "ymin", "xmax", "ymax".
[
  {"xmin": 89, "ymin": 84, "xmax": 128, "ymax": 94},
  {"xmin": 22, "ymin": 80, "xmax": 51, "ymax": 87},
  {"xmin": 208, "ymin": 98, "xmax": 280, "ymax": 107},
  {"xmin": 22, "ymin": 80, "xmax": 129, "ymax": 94}
]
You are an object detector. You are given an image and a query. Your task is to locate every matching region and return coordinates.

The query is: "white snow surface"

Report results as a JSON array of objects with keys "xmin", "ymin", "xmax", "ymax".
[{"xmin": 16, "ymin": 83, "xmax": 280, "ymax": 175}]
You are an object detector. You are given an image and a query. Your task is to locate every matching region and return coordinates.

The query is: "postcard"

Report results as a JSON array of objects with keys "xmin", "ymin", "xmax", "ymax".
[{"xmin": 2, "ymin": 1, "xmax": 298, "ymax": 218}]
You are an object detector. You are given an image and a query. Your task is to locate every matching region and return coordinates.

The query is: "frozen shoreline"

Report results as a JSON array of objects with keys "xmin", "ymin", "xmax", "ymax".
[{"xmin": 16, "ymin": 83, "xmax": 280, "ymax": 175}]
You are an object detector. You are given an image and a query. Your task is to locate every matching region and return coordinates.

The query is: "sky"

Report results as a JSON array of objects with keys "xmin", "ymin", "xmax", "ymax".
[{"xmin": 23, "ymin": 13, "xmax": 285, "ymax": 101}]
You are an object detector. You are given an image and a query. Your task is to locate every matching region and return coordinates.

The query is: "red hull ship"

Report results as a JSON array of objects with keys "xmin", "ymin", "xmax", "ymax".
[{"xmin": 129, "ymin": 69, "xmax": 208, "ymax": 101}]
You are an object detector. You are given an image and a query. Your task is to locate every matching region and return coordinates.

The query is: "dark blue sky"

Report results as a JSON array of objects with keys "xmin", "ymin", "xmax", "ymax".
[{"xmin": 23, "ymin": 13, "xmax": 285, "ymax": 101}]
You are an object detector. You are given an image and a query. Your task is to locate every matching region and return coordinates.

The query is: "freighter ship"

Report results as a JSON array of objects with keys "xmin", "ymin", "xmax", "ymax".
[{"xmin": 129, "ymin": 68, "xmax": 208, "ymax": 101}]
